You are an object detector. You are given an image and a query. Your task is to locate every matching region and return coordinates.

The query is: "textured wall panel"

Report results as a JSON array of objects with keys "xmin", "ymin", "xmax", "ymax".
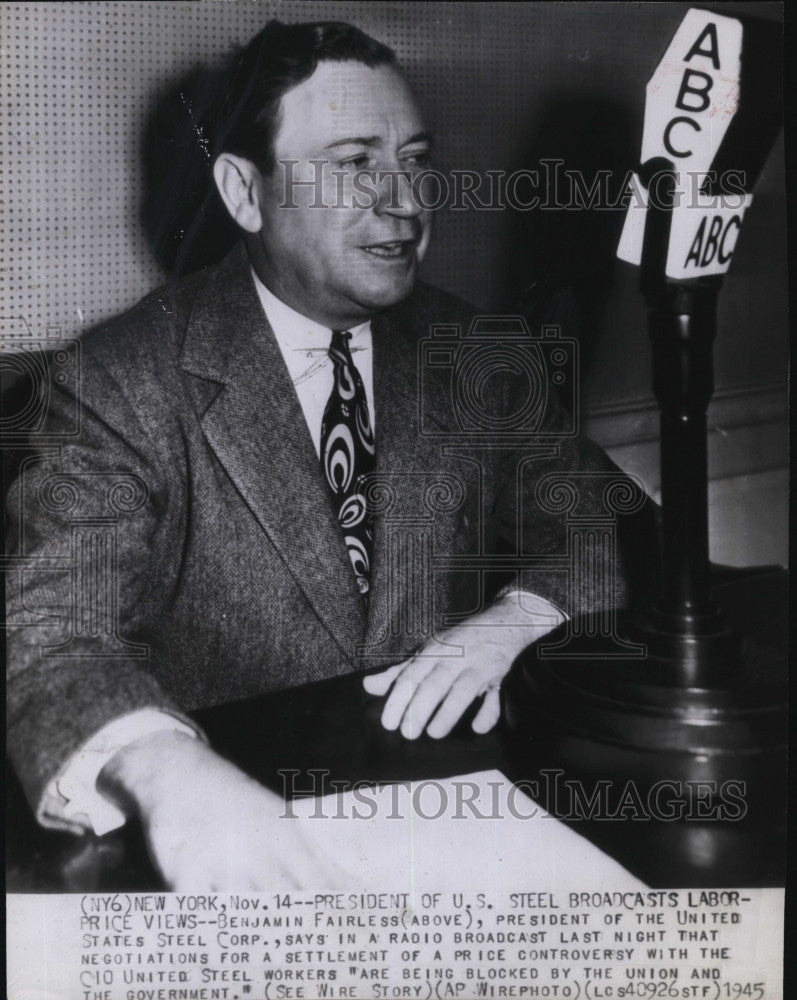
[{"xmin": 0, "ymin": 2, "xmax": 786, "ymax": 415}]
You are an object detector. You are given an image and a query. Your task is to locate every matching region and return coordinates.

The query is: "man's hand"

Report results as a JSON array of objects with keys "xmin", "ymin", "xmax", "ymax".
[
  {"xmin": 363, "ymin": 592, "xmax": 565, "ymax": 740},
  {"xmin": 98, "ymin": 730, "xmax": 351, "ymax": 891}
]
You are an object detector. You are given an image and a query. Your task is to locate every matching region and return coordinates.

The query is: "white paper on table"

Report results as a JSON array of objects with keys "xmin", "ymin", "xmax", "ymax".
[{"xmin": 288, "ymin": 769, "xmax": 648, "ymax": 892}]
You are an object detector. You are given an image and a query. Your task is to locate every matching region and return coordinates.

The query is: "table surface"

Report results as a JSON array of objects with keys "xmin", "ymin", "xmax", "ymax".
[{"xmin": 6, "ymin": 568, "xmax": 787, "ymax": 892}]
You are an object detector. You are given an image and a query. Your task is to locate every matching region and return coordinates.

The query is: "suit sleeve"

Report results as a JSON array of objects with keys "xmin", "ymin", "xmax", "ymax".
[{"xmin": 5, "ymin": 347, "xmax": 196, "ymax": 819}]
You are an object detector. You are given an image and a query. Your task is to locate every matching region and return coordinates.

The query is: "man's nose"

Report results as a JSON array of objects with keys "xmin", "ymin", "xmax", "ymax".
[{"xmin": 374, "ymin": 169, "xmax": 423, "ymax": 218}]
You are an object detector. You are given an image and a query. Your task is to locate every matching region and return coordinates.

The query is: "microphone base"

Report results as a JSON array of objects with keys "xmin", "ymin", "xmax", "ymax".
[{"xmin": 500, "ymin": 609, "xmax": 787, "ymax": 886}]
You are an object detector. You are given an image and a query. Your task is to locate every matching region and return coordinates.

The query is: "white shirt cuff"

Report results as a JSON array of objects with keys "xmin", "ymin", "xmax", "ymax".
[
  {"xmin": 494, "ymin": 585, "xmax": 569, "ymax": 624},
  {"xmin": 47, "ymin": 709, "xmax": 201, "ymax": 836}
]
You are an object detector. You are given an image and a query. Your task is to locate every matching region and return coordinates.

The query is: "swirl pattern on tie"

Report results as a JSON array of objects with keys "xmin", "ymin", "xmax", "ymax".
[{"xmin": 320, "ymin": 331, "xmax": 376, "ymax": 600}]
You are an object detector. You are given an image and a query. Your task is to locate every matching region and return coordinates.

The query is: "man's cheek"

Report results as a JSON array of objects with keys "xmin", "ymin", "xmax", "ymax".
[{"xmin": 417, "ymin": 217, "xmax": 433, "ymax": 263}]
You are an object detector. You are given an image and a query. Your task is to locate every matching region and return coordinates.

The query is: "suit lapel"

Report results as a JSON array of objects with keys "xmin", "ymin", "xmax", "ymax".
[
  {"xmin": 179, "ymin": 247, "xmax": 367, "ymax": 660},
  {"xmin": 364, "ymin": 306, "xmax": 464, "ymax": 657}
]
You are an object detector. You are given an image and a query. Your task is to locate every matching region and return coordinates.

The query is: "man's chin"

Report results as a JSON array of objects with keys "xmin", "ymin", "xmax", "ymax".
[{"xmin": 352, "ymin": 273, "xmax": 417, "ymax": 314}]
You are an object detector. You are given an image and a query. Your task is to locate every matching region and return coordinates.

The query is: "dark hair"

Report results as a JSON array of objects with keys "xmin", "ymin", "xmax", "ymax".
[{"xmin": 213, "ymin": 20, "xmax": 397, "ymax": 174}]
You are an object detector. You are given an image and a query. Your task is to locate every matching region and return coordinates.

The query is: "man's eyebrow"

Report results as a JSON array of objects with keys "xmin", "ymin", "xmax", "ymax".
[
  {"xmin": 322, "ymin": 132, "xmax": 435, "ymax": 151},
  {"xmin": 324, "ymin": 136, "xmax": 381, "ymax": 150},
  {"xmin": 401, "ymin": 131, "xmax": 434, "ymax": 149}
]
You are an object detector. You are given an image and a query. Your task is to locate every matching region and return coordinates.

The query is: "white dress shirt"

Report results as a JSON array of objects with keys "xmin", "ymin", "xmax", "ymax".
[{"xmin": 253, "ymin": 273, "xmax": 375, "ymax": 456}]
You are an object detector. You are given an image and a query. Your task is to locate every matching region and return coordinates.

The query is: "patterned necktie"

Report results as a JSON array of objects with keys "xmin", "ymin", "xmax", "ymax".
[{"xmin": 320, "ymin": 330, "xmax": 376, "ymax": 600}]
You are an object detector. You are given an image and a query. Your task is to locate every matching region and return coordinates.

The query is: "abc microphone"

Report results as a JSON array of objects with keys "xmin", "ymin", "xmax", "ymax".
[
  {"xmin": 503, "ymin": 8, "xmax": 785, "ymax": 886},
  {"xmin": 617, "ymin": 8, "xmax": 782, "ymax": 648},
  {"xmin": 617, "ymin": 9, "xmax": 781, "ymax": 285}
]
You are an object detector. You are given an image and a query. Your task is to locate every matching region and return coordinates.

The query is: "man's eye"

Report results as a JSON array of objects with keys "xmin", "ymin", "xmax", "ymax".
[
  {"xmin": 339, "ymin": 155, "xmax": 371, "ymax": 169},
  {"xmin": 402, "ymin": 151, "xmax": 432, "ymax": 169}
]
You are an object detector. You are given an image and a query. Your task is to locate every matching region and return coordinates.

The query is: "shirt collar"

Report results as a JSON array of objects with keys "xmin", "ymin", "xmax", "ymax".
[{"xmin": 251, "ymin": 269, "xmax": 371, "ymax": 347}]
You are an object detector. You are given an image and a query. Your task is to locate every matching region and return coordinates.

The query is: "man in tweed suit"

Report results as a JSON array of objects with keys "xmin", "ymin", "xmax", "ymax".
[{"xmin": 6, "ymin": 21, "xmax": 654, "ymax": 888}]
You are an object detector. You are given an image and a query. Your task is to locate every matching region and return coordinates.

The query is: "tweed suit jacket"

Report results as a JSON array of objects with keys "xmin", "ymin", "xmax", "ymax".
[{"xmin": 6, "ymin": 244, "xmax": 656, "ymax": 814}]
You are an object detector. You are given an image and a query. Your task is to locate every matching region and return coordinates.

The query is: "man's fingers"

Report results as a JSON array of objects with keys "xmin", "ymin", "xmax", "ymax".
[
  {"xmin": 380, "ymin": 657, "xmax": 438, "ymax": 731},
  {"xmin": 471, "ymin": 687, "xmax": 501, "ymax": 734},
  {"xmin": 362, "ymin": 662, "xmax": 404, "ymax": 696},
  {"xmin": 367, "ymin": 647, "xmax": 507, "ymax": 739},
  {"xmin": 397, "ymin": 661, "xmax": 464, "ymax": 739},
  {"xmin": 425, "ymin": 671, "xmax": 485, "ymax": 740}
]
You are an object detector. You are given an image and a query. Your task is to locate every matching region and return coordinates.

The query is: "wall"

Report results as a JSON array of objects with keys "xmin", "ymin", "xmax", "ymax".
[{"xmin": 0, "ymin": 1, "xmax": 787, "ymax": 566}]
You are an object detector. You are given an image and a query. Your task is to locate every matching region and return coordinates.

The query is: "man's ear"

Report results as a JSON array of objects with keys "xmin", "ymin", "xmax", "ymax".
[{"xmin": 212, "ymin": 153, "xmax": 265, "ymax": 233}]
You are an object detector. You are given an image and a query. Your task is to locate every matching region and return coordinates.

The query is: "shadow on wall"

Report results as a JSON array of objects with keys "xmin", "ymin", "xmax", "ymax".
[
  {"xmin": 497, "ymin": 96, "xmax": 638, "ymax": 391},
  {"xmin": 140, "ymin": 64, "xmax": 240, "ymax": 277}
]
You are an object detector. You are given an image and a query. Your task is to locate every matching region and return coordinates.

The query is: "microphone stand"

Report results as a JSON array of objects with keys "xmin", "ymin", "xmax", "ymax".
[
  {"xmin": 502, "ymin": 176, "xmax": 787, "ymax": 887},
  {"xmin": 638, "ymin": 177, "xmax": 740, "ymax": 682}
]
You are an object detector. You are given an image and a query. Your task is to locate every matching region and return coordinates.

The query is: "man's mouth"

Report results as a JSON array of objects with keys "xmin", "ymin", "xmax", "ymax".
[{"xmin": 361, "ymin": 240, "xmax": 415, "ymax": 259}]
